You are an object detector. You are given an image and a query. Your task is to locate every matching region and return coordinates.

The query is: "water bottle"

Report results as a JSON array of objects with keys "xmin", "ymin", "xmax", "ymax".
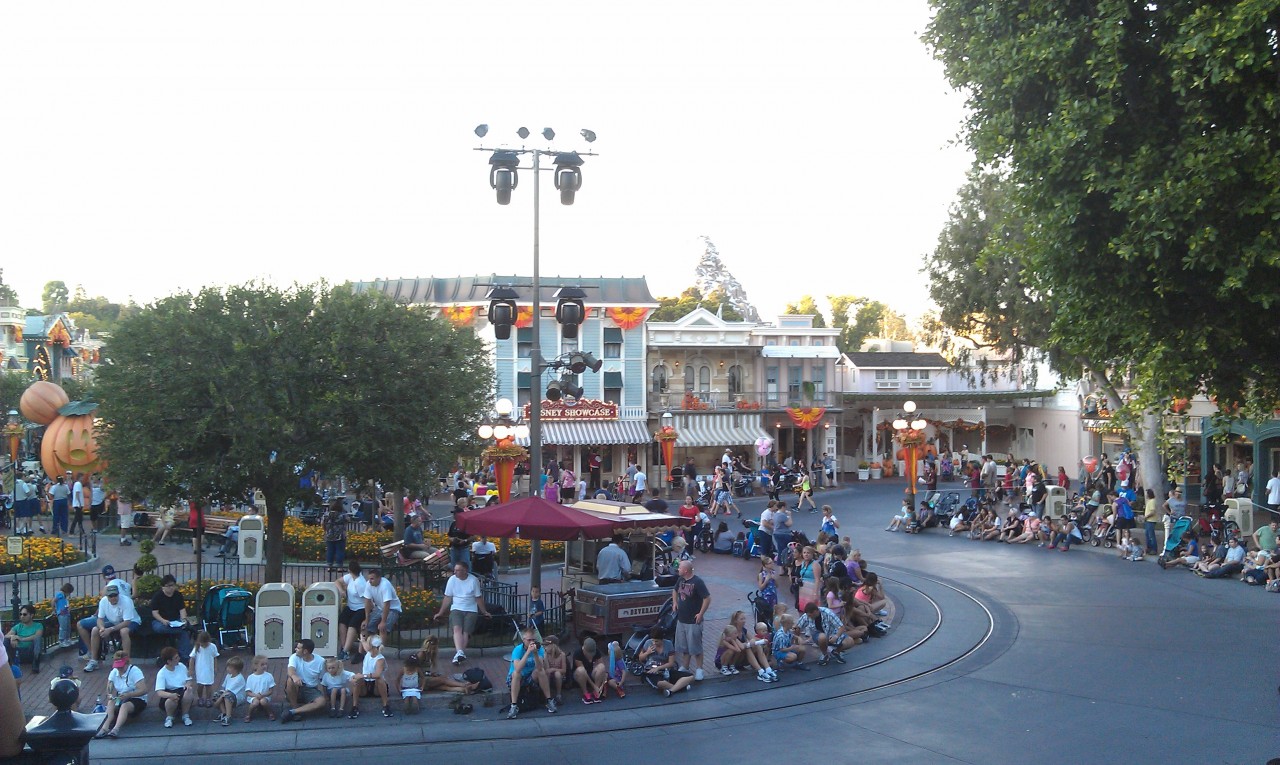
[{"xmin": 93, "ymin": 695, "xmax": 106, "ymax": 714}]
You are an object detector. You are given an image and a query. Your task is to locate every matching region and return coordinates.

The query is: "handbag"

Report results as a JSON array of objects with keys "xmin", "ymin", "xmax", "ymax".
[{"xmin": 797, "ymin": 581, "xmax": 819, "ymax": 610}]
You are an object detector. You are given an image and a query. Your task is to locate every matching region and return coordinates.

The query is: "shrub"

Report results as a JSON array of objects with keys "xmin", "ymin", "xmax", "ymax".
[{"xmin": 0, "ymin": 536, "xmax": 86, "ymax": 575}]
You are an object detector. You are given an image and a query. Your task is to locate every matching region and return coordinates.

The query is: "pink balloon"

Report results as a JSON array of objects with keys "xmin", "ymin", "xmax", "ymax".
[
  {"xmin": 1083, "ymin": 456, "xmax": 1098, "ymax": 473},
  {"xmin": 757, "ymin": 444, "xmax": 771, "ymax": 456}
]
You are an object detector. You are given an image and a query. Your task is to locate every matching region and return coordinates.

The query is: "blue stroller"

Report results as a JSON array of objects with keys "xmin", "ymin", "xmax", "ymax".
[
  {"xmin": 1159, "ymin": 516, "xmax": 1196, "ymax": 563},
  {"xmin": 202, "ymin": 585, "xmax": 253, "ymax": 648}
]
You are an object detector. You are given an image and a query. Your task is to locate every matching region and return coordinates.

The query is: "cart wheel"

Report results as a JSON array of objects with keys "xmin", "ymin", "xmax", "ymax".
[
  {"xmin": 1090, "ymin": 537, "xmax": 1100, "ymax": 547},
  {"xmin": 1103, "ymin": 539, "xmax": 1113, "ymax": 549}
]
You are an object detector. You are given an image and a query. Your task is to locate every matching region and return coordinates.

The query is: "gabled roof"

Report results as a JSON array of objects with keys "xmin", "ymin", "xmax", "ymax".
[
  {"xmin": 649, "ymin": 306, "xmax": 754, "ymax": 329},
  {"xmin": 843, "ymin": 351, "xmax": 949, "ymax": 369},
  {"xmin": 351, "ymin": 275, "xmax": 658, "ymax": 307}
]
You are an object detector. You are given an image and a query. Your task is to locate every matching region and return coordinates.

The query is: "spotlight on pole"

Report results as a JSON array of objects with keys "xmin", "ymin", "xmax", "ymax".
[
  {"xmin": 517, "ymin": 127, "xmax": 530, "ymax": 139},
  {"xmin": 568, "ymin": 351, "xmax": 602, "ymax": 374},
  {"xmin": 545, "ymin": 378, "xmax": 562, "ymax": 401},
  {"xmin": 542, "ymin": 127, "xmax": 555, "ymax": 141},
  {"xmin": 553, "ymin": 286, "xmax": 587, "ymax": 338},
  {"xmin": 488, "ymin": 151, "xmax": 520, "ymax": 205},
  {"xmin": 580, "ymin": 129, "xmax": 597, "ymax": 143},
  {"xmin": 485, "ymin": 285, "xmax": 520, "ymax": 340},
  {"xmin": 553, "ymin": 152, "xmax": 584, "ymax": 205},
  {"xmin": 474, "ymin": 124, "xmax": 489, "ymax": 138}
]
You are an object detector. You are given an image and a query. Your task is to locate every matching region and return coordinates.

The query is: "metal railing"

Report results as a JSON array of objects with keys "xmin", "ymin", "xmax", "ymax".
[{"xmin": 650, "ymin": 389, "xmax": 840, "ymax": 412}]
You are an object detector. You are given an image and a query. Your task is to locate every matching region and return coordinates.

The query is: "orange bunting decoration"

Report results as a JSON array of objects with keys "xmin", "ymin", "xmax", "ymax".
[
  {"xmin": 515, "ymin": 306, "xmax": 534, "ymax": 328},
  {"xmin": 786, "ymin": 407, "xmax": 826, "ymax": 430},
  {"xmin": 441, "ymin": 305, "xmax": 479, "ymax": 327},
  {"xmin": 606, "ymin": 307, "xmax": 648, "ymax": 330}
]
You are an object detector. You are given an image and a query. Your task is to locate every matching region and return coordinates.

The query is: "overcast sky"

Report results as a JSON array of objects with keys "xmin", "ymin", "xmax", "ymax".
[{"xmin": 0, "ymin": 1, "xmax": 971, "ymax": 322}]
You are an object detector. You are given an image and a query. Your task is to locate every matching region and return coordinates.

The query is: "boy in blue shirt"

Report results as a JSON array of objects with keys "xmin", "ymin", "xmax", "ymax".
[
  {"xmin": 55, "ymin": 583, "xmax": 74, "ymax": 647},
  {"xmin": 505, "ymin": 629, "xmax": 556, "ymax": 719}
]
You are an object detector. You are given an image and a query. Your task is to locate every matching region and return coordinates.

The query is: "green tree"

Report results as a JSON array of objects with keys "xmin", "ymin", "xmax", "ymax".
[
  {"xmin": 41, "ymin": 281, "xmax": 68, "ymax": 314},
  {"xmin": 783, "ymin": 296, "xmax": 827, "ymax": 327},
  {"xmin": 650, "ymin": 287, "xmax": 744, "ymax": 322},
  {"xmin": 94, "ymin": 282, "xmax": 492, "ymax": 581},
  {"xmin": 925, "ymin": 1, "xmax": 1280, "ymax": 411},
  {"xmin": 0, "ymin": 269, "xmax": 18, "ymax": 305},
  {"xmin": 826, "ymin": 294, "xmax": 909, "ymax": 354}
]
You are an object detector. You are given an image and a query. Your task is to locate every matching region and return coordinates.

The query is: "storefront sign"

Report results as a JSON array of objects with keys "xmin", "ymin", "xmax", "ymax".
[{"xmin": 525, "ymin": 398, "xmax": 619, "ymax": 421}]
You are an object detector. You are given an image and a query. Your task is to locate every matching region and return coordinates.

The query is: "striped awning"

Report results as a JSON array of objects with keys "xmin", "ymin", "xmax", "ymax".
[
  {"xmin": 515, "ymin": 419, "xmax": 650, "ymax": 446},
  {"xmin": 674, "ymin": 414, "xmax": 771, "ymax": 448}
]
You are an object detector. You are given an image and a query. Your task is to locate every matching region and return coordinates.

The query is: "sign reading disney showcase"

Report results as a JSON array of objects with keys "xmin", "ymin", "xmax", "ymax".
[{"xmin": 525, "ymin": 398, "xmax": 619, "ymax": 421}]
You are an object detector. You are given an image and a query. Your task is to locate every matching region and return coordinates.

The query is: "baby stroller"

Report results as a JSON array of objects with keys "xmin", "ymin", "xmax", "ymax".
[
  {"xmin": 202, "ymin": 584, "xmax": 253, "ymax": 648},
  {"xmin": 1159, "ymin": 516, "xmax": 1196, "ymax": 563},
  {"xmin": 746, "ymin": 589, "xmax": 774, "ymax": 630},
  {"xmin": 1089, "ymin": 509, "xmax": 1119, "ymax": 548}
]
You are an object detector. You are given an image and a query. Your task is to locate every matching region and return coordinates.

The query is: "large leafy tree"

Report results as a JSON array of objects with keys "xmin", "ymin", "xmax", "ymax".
[
  {"xmin": 650, "ymin": 287, "xmax": 744, "ymax": 322},
  {"xmin": 827, "ymin": 295, "xmax": 910, "ymax": 354},
  {"xmin": 783, "ymin": 296, "xmax": 827, "ymax": 327},
  {"xmin": 95, "ymin": 283, "xmax": 492, "ymax": 581},
  {"xmin": 41, "ymin": 281, "xmax": 68, "ymax": 315},
  {"xmin": 925, "ymin": 1, "xmax": 1280, "ymax": 411}
]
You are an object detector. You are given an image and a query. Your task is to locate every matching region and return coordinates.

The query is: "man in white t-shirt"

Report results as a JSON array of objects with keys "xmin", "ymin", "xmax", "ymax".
[
  {"xmin": 432, "ymin": 562, "xmax": 491, "ymax": 665},
  {"xmin": 281, "ymin": 638, "xmax": 328, "ymax": 723},
  {"xmin": 632, "ymin": 469, "xmax": 648, "ymax": 503},
  {"xmin": 1265, "ymin": 469, "xmax": 1280, "ymax": 511},
  {"xmin": 336, "ymin": 562, "xmax": 369, "ymax": 662},
  {"xmin": 758, "ymin": 504, "xmax": 776, "ymax": 559},
  {"xmin": 362, "ymin": 569, "xmax": 402, "ymax": 642},
  {"xmin": 81, "ymin": 586, "xmax": 141, "ymax": 671}
]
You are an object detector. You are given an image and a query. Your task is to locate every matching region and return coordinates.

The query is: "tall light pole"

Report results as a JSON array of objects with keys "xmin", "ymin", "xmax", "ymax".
[
  {"xmin": 893, "ymin": 401, "xmax": 928, "ymax": 508},
  {"xmin": 478, "ymin": 125, "xmax": 597, "ymax": 591}
]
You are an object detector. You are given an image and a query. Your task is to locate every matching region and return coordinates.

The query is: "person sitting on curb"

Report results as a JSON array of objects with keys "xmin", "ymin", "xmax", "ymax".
[
  {"xmin": 770, "ymin": 614, "xmax": 809, "ymax": 672},
  {"xmin": 350, "ymin": 634, "xmax": 392, "ymax": 718},
  {"xmin": 796, "ymin": 602, "xmax": 863, "ymax": 666},
  {"xmin": 1193, "ymin": 537, "xmax": 1247, "ymax": 578},
  {"xmin": 94, "ymin": 650, "xmax": 149, "ymax": 739},
  {"xmin": 637, "ymin": 626, "xmax": 695, "ymax": 697},
  {"xmin": 505, "ymin": 629, "xmax": 557, "ymax": 719},
  {"xmin": 154, "ymin": 646, "xmax": 195, "ymax": 728},
  {"xmin": 280, "ymin": 638, "xmax": 329, "ymax": 723},
  {"xmin": 572, "ymin": 637, "xmax": 608, "ymax": 704},
  {"xmin": 1159, "ymin": 532, "xmax": 1201, "ymax": 570}
]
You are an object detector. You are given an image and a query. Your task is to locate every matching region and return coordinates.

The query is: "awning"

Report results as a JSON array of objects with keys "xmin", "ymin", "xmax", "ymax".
[
  {"xmin": 516, "ymin": 419, "xmax": 651, "ymax": 446},
  {"xmin": 674, "ymin": 414, "xmax": 771, "ymax": 448}
]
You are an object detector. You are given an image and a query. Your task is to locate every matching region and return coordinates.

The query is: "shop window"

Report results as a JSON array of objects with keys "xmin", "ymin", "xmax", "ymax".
[
  {"xmin": 699, "ymin": 366, "xmax": 710, "ymax": 393},
  {"xmin": 517, "ymin": 328, "xmax": 532, "ymax": 358},
  {"xmin": 651, "ymin": 364, "xmax": 669, "ymax": 393},
  {"xmin": 727, "ymin": 365, "xmax": 744, "ymax": 394}
]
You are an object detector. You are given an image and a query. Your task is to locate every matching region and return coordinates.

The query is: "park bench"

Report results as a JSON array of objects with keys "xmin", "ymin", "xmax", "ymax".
[
  {"xmin": 378, "ymin": 541, "xmax": 449, "ymax": 589},
  {"xmin": 128, "ymin": 511, "xmax": 238, "ymax": 547}
]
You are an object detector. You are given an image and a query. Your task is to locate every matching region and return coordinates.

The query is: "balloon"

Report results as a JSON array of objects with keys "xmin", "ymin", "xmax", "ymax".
[
  {"xmin": 755, "ymin": 437, "xmax": 773, "ymax": 456},
  {"xmin": 1083, "ymin": 456, "xmax": 1098, "ymax": 473}
]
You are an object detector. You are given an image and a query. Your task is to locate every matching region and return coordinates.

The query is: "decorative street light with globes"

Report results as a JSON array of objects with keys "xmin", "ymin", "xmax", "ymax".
[{"xmin": 893, "ymin": 401, "xmax": 928, "ymax": 506}]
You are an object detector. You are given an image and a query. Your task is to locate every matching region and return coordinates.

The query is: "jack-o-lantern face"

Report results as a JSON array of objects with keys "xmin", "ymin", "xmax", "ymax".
[{"xmin": 41, "ymin": 414, "xmax": 105, "ymax": 477}]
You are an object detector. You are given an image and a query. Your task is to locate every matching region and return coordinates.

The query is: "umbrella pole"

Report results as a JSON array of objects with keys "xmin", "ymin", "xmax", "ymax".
[{"xmin": 530, "ymin": 540, "xmax": 541, "ymax": 590}]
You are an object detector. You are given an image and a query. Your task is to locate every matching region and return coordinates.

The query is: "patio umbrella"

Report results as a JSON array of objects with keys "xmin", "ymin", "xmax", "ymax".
[{"xmin": 455, "ymin": 495, "xmax": 616, "ymax": 541}]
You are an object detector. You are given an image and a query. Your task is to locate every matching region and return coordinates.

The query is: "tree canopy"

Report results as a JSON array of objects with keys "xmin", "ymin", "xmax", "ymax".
[
  {"xmin": 925, "ymin": 1, "xmax": 1280, "ymax": 410},
  {"xmin": 41, "ymin": 281, "xmax": 68, "ymax": 315},
  {"xmin": 650, "ymin": 286, "xmax": 745, "ymax": 322},
  {"xmin": 94, "ymin": 282, "xmax": 492, "ymax": 580}
]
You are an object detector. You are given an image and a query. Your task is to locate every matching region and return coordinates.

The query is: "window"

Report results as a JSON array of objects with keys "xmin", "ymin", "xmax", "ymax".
[
  {"xmin": 811, "ymin": 366, "xmax": 825, "ymax": 398},
  {"xmin": 604, "ymin": 328, "xmax": 622, "ymax": 359},
  {"xmin": 517, "ymin": 389, "xmax": 531, "ymax": 408},
  {"xmin": 651, "ymin": 364, "xmax": 669, "ymax": 393},
  {"xmin": 684, "ymin": 366, "xmax": 695, "ymax": 391},
  {"xmin": 874, "ymin": 370, "xmax": 899, "ymax": 380},
  {"xmin": 907, "ymin": 370, "xmax": 930, "ymax": 380},
  {"xmin": 789, "ymin": 339, "xmax": 801, "ymax": 346},
  {"xmin": 766, "ymin": 366, "xmax": 779, "ymax": 401},
  {"xmin": 516, "ymin": 328, "xmax": 532, "ymax": 359},
  {"xmin": 787, "ymin": 365, "xmax": 802, "ymax": 399},
  {"xmin": 727, "ymin": 365, "xmax": 744, "ymax": 395},
  {"xmin": 604, "ymin": 387, "xmax": 622, "ymax": 405},
  {"xmin": 812, "ymin": 339, "xmax": 823, "ymax": 346},
  {"xmin": 699, "ymin": 366, "xmax": 711, "ymax": 393}
]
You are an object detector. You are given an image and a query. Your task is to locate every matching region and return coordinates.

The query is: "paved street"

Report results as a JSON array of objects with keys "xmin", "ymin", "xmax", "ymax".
[{"xmin": 21, "ymin": 478, "xmax": 1280, "ymax": 764}]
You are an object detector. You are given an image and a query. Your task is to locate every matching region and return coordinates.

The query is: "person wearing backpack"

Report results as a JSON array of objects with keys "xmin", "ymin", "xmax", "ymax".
[{"xmin": 559, "ymin": 462, "xmax": 577, "ymax": 504}]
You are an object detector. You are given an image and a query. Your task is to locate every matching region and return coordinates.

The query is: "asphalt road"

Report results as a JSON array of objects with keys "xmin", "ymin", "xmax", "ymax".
[{"xmin": 87, "ymin": 479, "xmax": 1279, "ymax": 765}]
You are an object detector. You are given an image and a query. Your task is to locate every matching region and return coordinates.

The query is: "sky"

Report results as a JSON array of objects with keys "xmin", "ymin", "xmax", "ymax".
[{"xmin": 0, "ymin": 1, "xmax": 972, "ymax": 323}]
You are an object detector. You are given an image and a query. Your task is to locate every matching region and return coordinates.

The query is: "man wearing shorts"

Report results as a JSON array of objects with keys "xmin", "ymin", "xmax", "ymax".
[
  {"xmin": 362, "ymin": 569, "xmax": 402, "ymax": 643},
  {"xmin": 281, "ymin": 638, "xmax": 328, "ymax": 723},
  {"xmin": 671, "ymin": 560, "xmax": 711, "ymax": 681},
  {"xmin": 433, "ymin": 562, "xmax": 491, "ymax": 665}
]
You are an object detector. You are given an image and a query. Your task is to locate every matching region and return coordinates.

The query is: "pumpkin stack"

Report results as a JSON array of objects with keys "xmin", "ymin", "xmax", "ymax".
[{"xmin": 19, "ymin": 381, "xmax": 106, "ymax": 478}]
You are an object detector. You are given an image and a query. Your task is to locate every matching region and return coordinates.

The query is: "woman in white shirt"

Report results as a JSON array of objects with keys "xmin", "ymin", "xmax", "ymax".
[
  {"xmin": 335, "ymin": 561, "xmax": 369, "ymax": 661},
  {"xmin": 155, "ymin": 646, "xmax": 195, "ymax": 728},
  {"xmin": 95, "ymin": 650, "xmax": 149, "ymax": 739}
]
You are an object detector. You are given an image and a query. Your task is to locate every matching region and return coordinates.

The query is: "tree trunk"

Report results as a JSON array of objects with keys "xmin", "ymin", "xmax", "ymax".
[
  {"xmin": 390, "ymin": 491, "xmax": 404, "ymax": 539},
  {"xmin": 262, "ymin": 488, "xmax": 284, "ymax": 584},
  {"xmin": 1135, "ymin": 411, "xmax": 1166, "ymax": 509}
]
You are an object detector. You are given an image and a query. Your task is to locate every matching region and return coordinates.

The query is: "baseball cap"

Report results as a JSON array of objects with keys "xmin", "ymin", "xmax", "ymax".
[
  {"xmin": 112, "ymin": 658, "xmax": 128, "ymax": 669},
  {"xmin": 101, "ymin": 565, "xmax": 116, "ymax": 577},
  {"xmin": 105, "ymin": 586, "xmax": 119, "ymax": 596}
]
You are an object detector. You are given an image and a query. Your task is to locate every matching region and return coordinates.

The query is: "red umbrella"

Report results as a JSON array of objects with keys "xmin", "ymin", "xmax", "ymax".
[{"xmin": 454, "ymin": 495, "xmax": 616, "ymax": 541}]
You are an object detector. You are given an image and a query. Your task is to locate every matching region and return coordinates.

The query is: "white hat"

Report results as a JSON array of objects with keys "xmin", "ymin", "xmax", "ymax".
[{"xmin": 370, "ymin": 636, "xmax": 383, "ymax": 648}]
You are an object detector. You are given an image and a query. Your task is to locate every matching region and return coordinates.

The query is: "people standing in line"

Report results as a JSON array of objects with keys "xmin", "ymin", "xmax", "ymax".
[{"xmin": 48, "ymin": 474, "xmax": 71, "ymax": 536}]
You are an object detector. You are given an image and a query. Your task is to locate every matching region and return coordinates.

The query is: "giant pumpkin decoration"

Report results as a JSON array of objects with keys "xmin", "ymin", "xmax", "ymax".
[
  {"xmin": 20, "ymin": 381, "xmax": 70, "ymax": 425},
  {"xmin": 41, "ymin": 412, "xmax": 105, "ymax": 477}
]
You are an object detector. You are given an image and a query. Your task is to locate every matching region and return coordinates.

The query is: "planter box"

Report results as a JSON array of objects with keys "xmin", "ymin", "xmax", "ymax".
[
  {"xmin": 870, "ymin": 468, "xmax": 882, "ymax": 480},
  {"xmin": 857, "ymin": 469, "xmax": 870, "ymax": 482}
]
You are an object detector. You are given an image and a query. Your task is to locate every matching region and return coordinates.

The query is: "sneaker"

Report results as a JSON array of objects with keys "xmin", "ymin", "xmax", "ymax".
[
  {"xmin": 757, "ymin": 670, "xmax": 771, "ymax": 683},
  {"xmin": 831, "ymin": 651, "xmax": 846, "ymax": 664},
  {"xmin": 382, "ymin": 707, "xmax": 393, "ymax": 718},
  {"xmin": 280, "ymin": 708, "xmax": 296, "ymax": 724},
  {"xmin": 694, "ymin": 668, "xmax": 705, "ymax": 681},
  {"xmin": 792, "ymin": 663, "xmax": 809, "ymax": 671},
  {"xmin": 728, "ymin": 666, "xmax": 740, "ymax": 675},
  {"xmin": 663, "ymin": 689, "xmax": 672, "ymax": 698},
  {"xmin": 545, "ymin": 699, "xmax": 557, "ymax": 714},
  {"xmin": 337, "ymin": 650, "xmax": 348, "ymax": 660},
  {"xmin": 767, "ymin": 669, "xmax": 779, "ymax": 680},
  {"xmin": 615, "ymin": 684, "xmax": 626, "ymax": 698},
  {"xmin": 84, "ymin": 660, "xmax": 99, "ymax": 672},
  {"xmin": 164, "ymin": 716, "xmax": 174, "ymax": 728},
  {"xmin": 875, "ymin": 609, "xmax": 888, "ymax": 617},
  {"xmin": 720, "ymin": 666, "xmax": 734, "ymax": 676},
  {"xmin": 506, "ymin": 704, "xmax": 520, "ymax": 720},
  {"xmin": 348, "ymin": 706, "xmax": 359, "ymax": 719},
  {"xmin": 182, "ymin": 714, "xmax": 192, "ymax": 726},
  {"xmin": 582, "ymin": 693, "xmax": 594, "ymax": 705},
  {"xmin": 817, "ymin": 655, "xmax": 830, "ymax": 666},
  {"xmin": 330, "ymin": 708, "xmax": 340, "ymax": 719}
]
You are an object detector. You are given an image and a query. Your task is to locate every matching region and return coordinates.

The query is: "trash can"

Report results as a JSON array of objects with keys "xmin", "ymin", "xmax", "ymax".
[
  {"xmin": 301, "ymin": 582, "xmax": 340, "ymax": 657},
  {"xmin": 254, "ymin": 583, "xmax": 296, "ymax": 659},
  {"xmin": 253, "ymin": 490, "xmax": 267, "ymax": 514},
  {"xmin": 238, "ymin": 514, "xmax": 265, "ymax": 564},
  {"xmin": 1045, "ymin": 485, "xmax": 1067, "ymax": 519},
  {"xmin": 1224, "ymin": 498, "xmax": 1255, "ymax": 537}
]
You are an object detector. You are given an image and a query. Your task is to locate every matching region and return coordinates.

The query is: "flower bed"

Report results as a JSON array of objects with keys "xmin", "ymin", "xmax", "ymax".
[
  {"xmin": 280, "ymin": 518, "xmax": 564, "ymax": 566},
  {"xmin": 0, "ymin": 536, "xmax": 87, "ymax": 575}
]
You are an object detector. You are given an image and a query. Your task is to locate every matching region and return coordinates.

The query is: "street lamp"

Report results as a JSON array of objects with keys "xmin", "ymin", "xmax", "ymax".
[
  {"xmin": 893, "ymin": 401, "xmax": 928, "ymax": 507},
  {"xmin": 476, "ymin": 398, "xmax": 530, "ymax": 539},
  {"xmin": 477, "ymin": 126, "xmax": 598, "ymax": 590}
]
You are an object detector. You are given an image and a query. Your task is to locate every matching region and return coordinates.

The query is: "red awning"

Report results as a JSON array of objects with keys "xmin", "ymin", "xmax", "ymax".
[{"xmin": 455, "ymin": 496, "xmax": 617, "ymax": 541}]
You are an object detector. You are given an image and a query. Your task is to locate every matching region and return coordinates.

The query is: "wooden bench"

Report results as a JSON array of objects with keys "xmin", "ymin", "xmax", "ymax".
[
  {"xmin": 129, "ymin": 511, "xmax": 239, "ymax": 546},
  {"xmin": 379, "ymin": 542, "xmax": 449, "ymax": 588}
]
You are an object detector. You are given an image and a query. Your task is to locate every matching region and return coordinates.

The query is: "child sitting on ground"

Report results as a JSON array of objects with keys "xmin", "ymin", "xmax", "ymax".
[
  {"xmin": 397, "ymin": 655, "xmax": 424, "ymax": 715},
  {"xmin": 771, "ymin": 614, "xmax": 809, "ymax": 671},
  {"xmin": 543, "ymin": 635, "xmax": 567, "ymax": 702},
  {"xmin": 211, "ymin": 656, "xmax": 246, "ymax": 726},
  {"xmin": 321, "ymin": 657, "xmax": 356, "ymax": 718},
  {"xmin": 188, "ymin": 631, "xmax": 219, "ymax": 708},
  {"xmin": 606, "ymin": 640, "xmax": 628, "ymax": 697},
  {"xmin": 1119, "ymin": 533, "xmax": 1144, "ymax": 561},
  {"xmin": 242, "ymin": 655, "xmax": 276, "ymax": 722},
  {"xmin": 885, "ymin": 499, "xmax": 912, "ymax": 532},
  {"xmin": 414, "ymin": 636, "xmax": 481, "ymax": 694}
]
